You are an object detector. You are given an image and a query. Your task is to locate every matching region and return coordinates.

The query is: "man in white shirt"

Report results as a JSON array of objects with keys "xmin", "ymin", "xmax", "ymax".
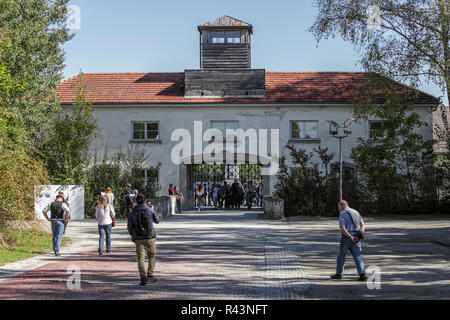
[{"xmin": 43, "ymin": 195, "xmax": 70, "ymax": 256}]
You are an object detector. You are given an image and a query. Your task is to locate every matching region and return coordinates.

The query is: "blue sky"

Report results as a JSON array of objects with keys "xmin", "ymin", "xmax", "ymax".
[{"xmin": 64, "ymin": 0, "xmax": 446, "ymax": 105}]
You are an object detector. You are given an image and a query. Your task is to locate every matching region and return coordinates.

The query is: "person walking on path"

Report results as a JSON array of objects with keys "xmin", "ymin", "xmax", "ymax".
[
  {"xmin": 208, "ymin": 183, "xmax": 213, "ymax": 206},
  {"xmin": 42, "ymin": 195, "xmax": 70, "ymax": 256},
  {"xmin": 174, "ymin": 185, "xmax": 183, "ymax": 214},
  {"xmin": 195, "ymin": 185, "xmax": 205, "ymax": 211},
  {"xmin": 255, "ymin": 183, "xmax": 263, "ymax": 207},
  {"xmin": 125, "ymin": 183, "xmax": 136, "ymax": 218},
  {"xmin": 331, "ymin": 200, "xmax": 367, "ymax": 281},
  {"xmin": 212, "ymin": 184, "xmax": 219, "ymax": 208},
  {"xmin": 127, "ymin": 194, "xmax": 160, "ymax": 285},
  {"xmin": 105, "ymin": 187, "xmax": 116, "ymax": 207},
  {"xmin": 246, "ymin": 181, "xmax": 255, "ymax": 210},
  {"xmin": 95, "ymin": 196, "xmax": 115, "ymax": 255}
]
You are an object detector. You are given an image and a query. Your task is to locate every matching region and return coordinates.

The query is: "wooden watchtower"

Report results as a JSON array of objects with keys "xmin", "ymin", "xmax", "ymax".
[
  {"xmin": 198, "ymin": 15, "xmax": 253, "ymax": 69},
  {"xmin": 185, "ymin": 16, "xmax": 265, "ymax": 97}
]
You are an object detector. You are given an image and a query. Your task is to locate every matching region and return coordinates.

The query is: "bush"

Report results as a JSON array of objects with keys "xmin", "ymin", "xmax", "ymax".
[
  {"xmin": 0, "ymin": 57, "xmax": 48, "ymax": 237},
  {"xmin": 84, "ymin": 147, "xmax": 160, "ymax": 218},
  {"xmin": 274, "ymin": 145, "xmax": 337, "ymax": 217},
  {"xmin": 0, "ymin": 131, "xmax": 49, "ymax": 223}
]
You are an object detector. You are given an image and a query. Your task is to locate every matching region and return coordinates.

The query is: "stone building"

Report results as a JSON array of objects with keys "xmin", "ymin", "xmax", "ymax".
[{"xmin": 58, "ymin": 16, "xmax": 439, "ymax": 209}]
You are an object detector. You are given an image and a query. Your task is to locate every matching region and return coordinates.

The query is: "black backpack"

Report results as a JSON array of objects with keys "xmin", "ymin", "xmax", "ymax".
[
  {"xmin": 135, "ymin": 210, "xmax": 151, "ymax": 239},
  {"xmin": 50, "ymin": 201, "xmax": 64, "ymax": 219}
]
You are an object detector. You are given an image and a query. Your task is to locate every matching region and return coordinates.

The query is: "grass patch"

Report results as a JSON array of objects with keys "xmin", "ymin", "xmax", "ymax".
[{"xmin": 0, "ymin": 228, "xmax": 69, "ymax": 266}]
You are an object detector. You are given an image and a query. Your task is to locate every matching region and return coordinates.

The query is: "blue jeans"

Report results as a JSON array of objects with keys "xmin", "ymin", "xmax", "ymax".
[
  {"xmin": 336, "ymin": 234, "xmax": 365, "ymax": 276},
  {"xmin": 176, "ymin": 199, "xmax": 182, "ymax": 213},
  {"xmin": 98, "ymin": 224, "xmax": 112, "ymax": 253},
  {"xmin": 51, "ymin": 220, "xmax": 65, "ymax": 254}
]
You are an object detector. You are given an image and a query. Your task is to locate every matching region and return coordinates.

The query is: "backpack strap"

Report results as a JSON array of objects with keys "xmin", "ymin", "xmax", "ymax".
[{"xmin": 345, "ymin": 209, "xmax": 359, "ymax": 231}]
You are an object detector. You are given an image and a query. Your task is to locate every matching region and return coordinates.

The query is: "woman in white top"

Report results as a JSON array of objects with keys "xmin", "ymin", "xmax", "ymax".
[{"xmin": 95, "ymin": 196, "xmax": 115, "ymax": 255}]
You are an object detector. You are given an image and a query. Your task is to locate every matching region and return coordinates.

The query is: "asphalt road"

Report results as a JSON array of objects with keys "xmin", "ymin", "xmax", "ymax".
[{"xmin": 0, "ymin": 209, "xmax": 449, "ymax": 299}]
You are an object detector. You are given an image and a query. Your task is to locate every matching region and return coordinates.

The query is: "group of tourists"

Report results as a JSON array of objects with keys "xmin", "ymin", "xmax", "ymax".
[
  {"xmin": 194, "ymin": 180, "xmax": 263, "ymax": 211},
  {"xmin": 43, "ymin": 183, "xmax": 160, "ymax": 286},
  {"xmin": 42, "ymin": 184, "xmax": 367, "ymax": 285}
]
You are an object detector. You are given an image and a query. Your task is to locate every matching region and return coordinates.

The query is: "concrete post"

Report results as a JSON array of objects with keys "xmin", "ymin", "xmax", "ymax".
[{"xmin": 263, "ymin": 196, "xmax": 284, "ymax": 220}]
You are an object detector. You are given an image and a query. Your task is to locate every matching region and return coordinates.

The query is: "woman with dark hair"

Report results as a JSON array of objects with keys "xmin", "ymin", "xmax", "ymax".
[{"xmin": 127, "ymin": 194, "xmax": 160, "ymax": 285}]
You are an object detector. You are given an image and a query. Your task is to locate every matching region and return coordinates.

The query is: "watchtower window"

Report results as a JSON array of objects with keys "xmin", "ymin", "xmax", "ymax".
[
  {"xmin": 209, "ymin": 31, "xmax": 241, "ymax": 44},
  {"xmin": 226, "ymin": 31, "xmax": 241, "ymax": 43},
  {"xmin": 211, "ymin": 31, "xmax": 225, "ymax": 43}
]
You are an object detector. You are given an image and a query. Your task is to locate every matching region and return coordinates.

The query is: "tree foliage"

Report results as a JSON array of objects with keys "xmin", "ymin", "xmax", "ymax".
[
  {"xmin": 0, "ymin": 0, "xmax": 73, "ymax": 142},
  {"xmin": 310, "ymin": 0, "xmax": 449, "ymax": 105},
  {"xmin": 309, "ymin": 0, "xmax": 449, "ymax": 215},
  {"xmin": 351, "ymin": 76, "xmax": 437, "ymax": 214},
  {"xmin": 274, "ymin": 145, "xmax": 336, "ymax": 216},
  {"xmin": 0, "ymin": 55, "xmax": 48, "ymax": 227},
  {"xmin": 434, "ymin": 106, "xmax": 450, "ymax": 205},
  {"xmin": 43, "ymin": 74, "xmax": 98, "ymax": 185}
]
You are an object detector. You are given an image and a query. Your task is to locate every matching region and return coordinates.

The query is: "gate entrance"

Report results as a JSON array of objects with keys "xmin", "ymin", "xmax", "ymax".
[
  {"xmin": 192, "ymin": 163, "xmax": 262, "ymax": 185},
  {"xmin": 188, "ymin": 163, "xmax": 262, "ymax": 208}
]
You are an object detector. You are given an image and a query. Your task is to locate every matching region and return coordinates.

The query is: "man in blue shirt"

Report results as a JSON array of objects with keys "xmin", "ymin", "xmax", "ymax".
[{"xmin": 331, "ymin": 200, "xmax": 367, "ymax": 281}]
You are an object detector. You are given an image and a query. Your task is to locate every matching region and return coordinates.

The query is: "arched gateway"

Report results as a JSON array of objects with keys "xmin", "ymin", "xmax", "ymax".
[{"xmin": 178, "ymin": 152, "xmax": 272, "ymax": 209}]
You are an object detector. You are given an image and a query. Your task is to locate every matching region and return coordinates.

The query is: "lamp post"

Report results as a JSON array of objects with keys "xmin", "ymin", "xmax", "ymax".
[{"xmin": 327, "ymin": 118, "xmax": 355, "ymax": 201}]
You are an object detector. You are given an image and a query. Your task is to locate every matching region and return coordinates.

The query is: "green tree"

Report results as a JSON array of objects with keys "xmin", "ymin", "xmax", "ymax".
[
  {"xmin": 0, "ymin": 53, "xmax": 48, "ymax": 238},
  {"xmin": 310, "ymin": 0, "xmax": 449, "ymax": 105},
  {"xmin": 310, "ymin": 0, "xmax": 447, "ymax": 214},
  {"xmin": 43, "ymin": 74, "xmax": 98, "ymax": 185},
  {"xmin": 351, "ymin": 78, "xmax": 436, "ymax": 214},
  {"xmin": 0, "ymin": 0, "xmax": 73, "ymax": 143}
]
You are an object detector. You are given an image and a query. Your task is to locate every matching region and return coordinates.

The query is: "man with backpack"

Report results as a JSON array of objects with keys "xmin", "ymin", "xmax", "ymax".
[
  {"xmin": 42, "ymin": 195, "xmax": 70, "ymax": 256},
  {"xmin": 127, "ymin": 194, "xmax": 160, "ymax": 286},
  {"xmin": 125, "ymin": 183, "xmax": 136, "ymax": 218},
  {"xmin": 330, "ymin": 200, "xmax": 367, "ymax": 281}
]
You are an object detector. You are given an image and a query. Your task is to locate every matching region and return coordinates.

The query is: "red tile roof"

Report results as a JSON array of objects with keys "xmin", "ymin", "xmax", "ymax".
[{"xmin": 58, "ymin": 72, "xmax": 439, "ymax": 105}]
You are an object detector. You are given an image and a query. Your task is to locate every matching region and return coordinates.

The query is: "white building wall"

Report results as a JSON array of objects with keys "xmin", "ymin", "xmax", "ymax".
[{"xmin": 87, "ymin": 104, "xmax": 434, "ymax": 196}]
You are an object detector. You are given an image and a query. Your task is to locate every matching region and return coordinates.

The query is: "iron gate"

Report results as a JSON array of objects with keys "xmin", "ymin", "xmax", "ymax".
[
  {"xmin": 192, "ymin": 163, "xmax": 262, "ymax": 185},
  {"xmin": 189, "ymin": 163, "xmax": 262, "ymax": 207}
]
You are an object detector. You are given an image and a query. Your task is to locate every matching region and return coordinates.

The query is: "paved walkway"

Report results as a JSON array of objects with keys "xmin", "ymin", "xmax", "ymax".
[{"xmin": 0, "ymin": 210, "xmax": 449, "ymax": 299}]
